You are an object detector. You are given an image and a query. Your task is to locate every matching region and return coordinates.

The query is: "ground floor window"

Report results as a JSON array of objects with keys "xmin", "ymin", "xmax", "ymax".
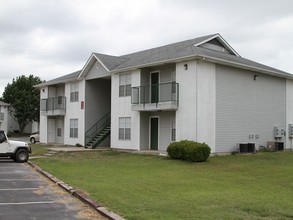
[
  {"xmin": 119, "ymin": 117, "xmax": 131, "ymax": 140},
  {"xmin": 70, "ymin": 119, "xmax": 78, "ymax": 138}
]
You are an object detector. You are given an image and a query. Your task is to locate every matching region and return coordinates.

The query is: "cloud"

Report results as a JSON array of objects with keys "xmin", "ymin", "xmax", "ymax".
[{"xmin": 0, "ymin": 0, "xmax": 293, "ymax": 96}]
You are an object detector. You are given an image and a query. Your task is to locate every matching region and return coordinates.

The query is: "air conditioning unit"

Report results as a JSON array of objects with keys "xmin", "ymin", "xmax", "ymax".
[
  {"xmin": 267, "ymin": 141, "xmax": 284, "ymax": 151},
  {"xmin": 239, "ymin": 143, "xmax": 255, "ymax": 153},
  {"xmin": 275, "ymin": 142, "xmax": 284, "ymax": 151}
]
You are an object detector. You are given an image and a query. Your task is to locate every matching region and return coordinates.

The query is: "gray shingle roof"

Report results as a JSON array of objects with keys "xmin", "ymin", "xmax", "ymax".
[
  {"xmin": 94, "ymin": 34, "xmax": 217, "ymax": 71},
  {"xmin": 37, "ymin": 33, "xmax": 292, "ymax": 88},
  {"xmin": 0, "ymin": 101, "xmax": 10, "ymax": 106},
  {"xmin": 93, "ymin": 53, "xmax": 127, "ymax": 70},
  {"xmin": 35, "ymin": 70, "xmax": 81, "ymax": 87},
  {"xmin": 94, "ymin": 33, "xmax": 291, "ymax": 78}
]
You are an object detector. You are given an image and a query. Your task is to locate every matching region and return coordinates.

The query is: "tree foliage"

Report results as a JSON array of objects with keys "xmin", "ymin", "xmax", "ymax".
[{"xmin": 2, "ymin": 75, "xmax": 43, "ymax": 133}]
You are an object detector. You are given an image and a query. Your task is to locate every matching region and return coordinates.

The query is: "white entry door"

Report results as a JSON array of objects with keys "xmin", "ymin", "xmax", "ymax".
[
  {"xmin": 56, "ymin": 117, "xmax": 64, "ymax": 144},
  {"xmin": 48, "ymin": 118, "xmax": 56, "ymax": 143}
]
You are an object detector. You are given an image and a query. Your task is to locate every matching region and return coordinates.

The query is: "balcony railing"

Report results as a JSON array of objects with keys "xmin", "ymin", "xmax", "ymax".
[
  {"xmin": 41, "ymin": 96, "xmax": 66, "ymax": 116},
  {"xmin": 131, "ymin": 82, "xmax": 179, "ymax": 111}
]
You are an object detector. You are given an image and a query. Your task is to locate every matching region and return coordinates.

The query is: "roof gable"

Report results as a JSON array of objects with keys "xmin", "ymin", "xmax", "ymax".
[
  {"xmin": 194, "ymin": 34, "xmax": 240, "ymax": 57},
  {"xmin": 78, "ymin": 53, "xmax": 127, "ymax": 79}
]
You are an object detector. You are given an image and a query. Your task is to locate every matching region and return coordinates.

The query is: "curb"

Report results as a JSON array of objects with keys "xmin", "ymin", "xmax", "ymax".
[{"xmin": 27, "ymin": 161, "xmax": 125, "ymax": 220}]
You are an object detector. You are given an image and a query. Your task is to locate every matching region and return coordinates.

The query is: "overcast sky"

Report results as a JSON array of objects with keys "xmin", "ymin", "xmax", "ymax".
[{"xmin": 1, "ymin": 0, "xmax": 293, "ymax": 96}]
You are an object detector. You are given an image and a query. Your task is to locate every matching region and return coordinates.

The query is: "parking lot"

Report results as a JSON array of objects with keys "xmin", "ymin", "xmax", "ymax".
[{"xmin": 0, "ymin": 159, "xmax": 107, "ymax": 220}]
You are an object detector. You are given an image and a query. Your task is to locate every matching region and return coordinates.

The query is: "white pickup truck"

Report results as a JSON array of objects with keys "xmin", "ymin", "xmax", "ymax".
[{"xmin": 0, "ymin": 130, "xmax": 31, "ymax": 162}]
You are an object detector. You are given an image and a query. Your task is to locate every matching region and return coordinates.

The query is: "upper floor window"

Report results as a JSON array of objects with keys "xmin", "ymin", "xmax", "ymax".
[
  {"xmin": 119, "ymin": 74, "xmax": 131, "ymax": 97},
  {"xmin": 70, "ymin": 82, "xmax": 79, "ymax": 102}
]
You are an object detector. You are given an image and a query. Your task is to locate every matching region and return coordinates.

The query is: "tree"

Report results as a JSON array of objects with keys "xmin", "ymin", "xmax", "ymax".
[{"xmin": 2, "ymin": 75, "xmax": 43, "ymax": 134}]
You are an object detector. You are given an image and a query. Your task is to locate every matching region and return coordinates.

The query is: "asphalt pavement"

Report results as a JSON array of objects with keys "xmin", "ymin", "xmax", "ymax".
[{"xmin": 0, "ymin": 159, "xmax": 107, "ymax": 220}]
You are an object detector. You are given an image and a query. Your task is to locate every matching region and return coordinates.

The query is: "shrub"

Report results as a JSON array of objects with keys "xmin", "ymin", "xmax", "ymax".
[
  {"xmin": 75, "ymin": 143, "xmax": 83, "ymax": 147},
  {"xmin": 167, "ymin": 140, "xmax": 211, "ymax": 162}
]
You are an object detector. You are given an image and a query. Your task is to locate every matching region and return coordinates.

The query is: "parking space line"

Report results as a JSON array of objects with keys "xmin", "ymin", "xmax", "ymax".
[
  {"xmin": 0, "ymin": 201, "xmax": 56, "ymax": 205},
  {"xmin": 0, "ymin": 179, "xmax": 40, "ymax": 181},
  {"xmin": 0, "ymin": 188, "xmax": 38, "ymax": 191},
  {"xmin": 0, "ymin": 172, "xmax": 32, "ymax": 174}
]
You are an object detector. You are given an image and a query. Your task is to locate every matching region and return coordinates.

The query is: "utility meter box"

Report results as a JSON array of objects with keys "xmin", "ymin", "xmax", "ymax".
[
  {"xmin": 288, "ymin": 124, "xmax": 293, "ymax": 138},
  {"xmin": 274, "ymin": 126, "xmax": 285, "ymax": 138}
]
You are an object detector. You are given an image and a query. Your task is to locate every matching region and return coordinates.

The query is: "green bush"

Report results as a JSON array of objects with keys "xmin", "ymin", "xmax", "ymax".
[{"xmin": 167, "ymin": 140, "xmax": 211, "ymax": 162}]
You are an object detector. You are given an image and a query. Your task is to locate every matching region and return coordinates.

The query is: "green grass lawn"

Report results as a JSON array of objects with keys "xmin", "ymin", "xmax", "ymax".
[
  {"xmin": 32, "ymin": 151, "xmax": 293, "ymax": 220},
  {"xmin": 30, "ymin": 144, "xmax": 50, "ymax": 157}
]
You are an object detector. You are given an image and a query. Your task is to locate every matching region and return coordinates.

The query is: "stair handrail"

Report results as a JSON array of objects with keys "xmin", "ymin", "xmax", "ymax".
[{"xmin": 85, "ymin": 112, "xmax": 111, "ymax": 146}]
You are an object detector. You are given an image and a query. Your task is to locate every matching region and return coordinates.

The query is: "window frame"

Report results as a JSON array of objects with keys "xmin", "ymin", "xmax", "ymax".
[
  {"xmin": 70, "ymin": 82, "xmax": 79, "ymax": 102},
  {"xmin": 118, "ymin": 117, "xmax": 131, "ymax": 140},
  {"xmin": 70, "ymin": 119, "xmax": 78, "ymax": 138},
  {"xmin": 119, "ymin": 74, "xmax": 131, "ymax": 97}
]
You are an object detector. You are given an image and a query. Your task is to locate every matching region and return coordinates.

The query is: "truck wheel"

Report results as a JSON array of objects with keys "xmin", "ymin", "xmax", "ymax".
[
  {"xmin": 30, "ymin": 137, "xmax": 36, "ymax": 144},
  {"xmin": 15, "ymin": 149, "xmax": 29, "ymax": 163}
]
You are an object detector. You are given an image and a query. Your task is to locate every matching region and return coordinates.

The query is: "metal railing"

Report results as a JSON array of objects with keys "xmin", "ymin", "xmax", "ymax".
[
  {"xmin": 85, "ymin": 112, "xmax": 111, "ymax": 146},
  {"xmin": 41, "ymin": 96, "xmax": 66, "ymax": 112},
  {"xmin": 131, "ymin": 82, "xmax": 179, "ymax": 105}
]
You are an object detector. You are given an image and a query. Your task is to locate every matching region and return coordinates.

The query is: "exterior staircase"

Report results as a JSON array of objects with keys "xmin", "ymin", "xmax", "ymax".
[{"xmin": 85, "ymin": 112, "xmax": 111, "ymax": 149}]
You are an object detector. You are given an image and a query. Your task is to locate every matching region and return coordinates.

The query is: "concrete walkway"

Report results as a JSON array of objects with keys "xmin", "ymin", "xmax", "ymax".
[{"xmin": 48, "ymin": 147, "xmax": 109, "ymax": 152}]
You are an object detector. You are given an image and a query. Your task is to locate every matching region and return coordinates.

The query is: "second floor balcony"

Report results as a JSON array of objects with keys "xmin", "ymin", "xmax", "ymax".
[
  {"xmin": 41, "ymin": 96, "xmax": 66, "ymax": 116},
  {"xmin": 131, "ymin": 82, "xmax": 179, "ymax": 111}
]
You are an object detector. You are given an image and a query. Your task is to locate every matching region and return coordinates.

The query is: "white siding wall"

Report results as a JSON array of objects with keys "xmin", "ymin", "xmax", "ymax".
[
  {"xmin": 140, "ymin": 112, "xmax": 150, "ymax": 150},
  {"xmin": 176, "ymin": 60, "xmax": 216, "ymax": 152},
  {"xmin": 64, "ymin": 80, "xmax": 85, "ymax": 146},
  {"xmin": 7, "ymin": 113, "xmax": 19, "ymax": 133},
  {"xmin": 286, "ymin": 79, "xmax": 293, "ymax": 150},
  {"xmin": 216, "ymin": 65, "xmax": 286, "ymax": 152},
  {"xmin": 176, "ymin": 60, "xmax": 197, "ymax": 141},
  {"xmin": 111, "ymin": 70, "xmax": 140, "ymax": 150},
  {"xmin": 196, "ymin": 62, "xmax": 216, "ymax": 152},
  {"xmin": 0, "ymin": 105, "xmax": 9, "ymax": 132},
  {"xmin": 40, "ymin": 87, "xmax": 48, "ymax": 143}
]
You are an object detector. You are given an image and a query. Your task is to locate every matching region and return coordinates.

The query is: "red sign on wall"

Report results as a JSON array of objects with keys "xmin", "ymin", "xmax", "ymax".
[{"xmin": 81, "ymin": 101, "xmax": 84, "ymax": 109}]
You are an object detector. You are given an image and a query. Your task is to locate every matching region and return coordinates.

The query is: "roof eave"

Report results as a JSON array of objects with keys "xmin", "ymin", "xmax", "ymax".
[{"xmin": 34, "ymin": 78, "xmax": 83, "ymax": 88}]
